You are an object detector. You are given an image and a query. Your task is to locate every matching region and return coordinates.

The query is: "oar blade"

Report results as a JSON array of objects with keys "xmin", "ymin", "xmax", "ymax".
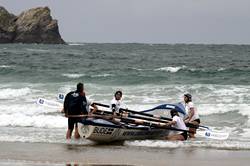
[
  {"xmin": 196, "ymin": 129, "xmax": 229, "ymax": 140},
  {"xmin": 36, "ymin": 98, "xmax": 62, "ymax": 109},
  {"xmin": 58, "ymin": 93, "xmax": 65, "ymax": 101}
]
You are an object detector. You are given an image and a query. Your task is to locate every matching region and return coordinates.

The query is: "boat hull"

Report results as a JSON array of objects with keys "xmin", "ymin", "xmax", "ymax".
[{"xmin": 78, "ymin": 118, "xmax": 170, "ymax": 142}]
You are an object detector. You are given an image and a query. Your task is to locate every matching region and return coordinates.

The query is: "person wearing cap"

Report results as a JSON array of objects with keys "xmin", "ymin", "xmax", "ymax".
[
  {"xmin": 110, "ymin": 90, "xmax": 127, "ymax": 116},
  {"xmin": 183, "ymin": 93, "xmax": 200, "ymax": 138},
  {"xmin": 63, "ymin": 82, "xmax": 97, "ymax": 139},
  {"xmin": 165, "ymin": 109, "xmax": 188, "ymax": 141}
]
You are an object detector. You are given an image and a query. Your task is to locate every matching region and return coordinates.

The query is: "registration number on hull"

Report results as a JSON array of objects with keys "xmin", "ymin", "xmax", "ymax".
[{"xmin": 93, "ymin": 127, "xmax": 114, "ymax": 135}]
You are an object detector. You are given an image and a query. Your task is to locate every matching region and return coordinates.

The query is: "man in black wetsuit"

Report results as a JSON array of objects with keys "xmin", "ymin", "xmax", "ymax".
[{"xmin": 63, "ymin": 82, "xmax": 97, "ymax": 139}]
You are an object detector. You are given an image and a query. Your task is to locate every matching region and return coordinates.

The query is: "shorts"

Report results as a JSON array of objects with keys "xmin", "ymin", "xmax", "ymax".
[
  {"xmin": 186, "ymin": 119, "xmax": 201, "ymax": 128},
  {"xmin": 180, "ymin": 131, "xmax": 188, "ymax": 140},
  {"xmin": 193, "ymin": 119, "xmax": 201, "ymax": 124},
  {"xmin": 68, "ymin": 117, "xmax": 82, "ymax": 130}
]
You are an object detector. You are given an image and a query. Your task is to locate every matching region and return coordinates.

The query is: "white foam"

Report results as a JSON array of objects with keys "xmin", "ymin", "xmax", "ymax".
[
  {"xmin": 114, "ymin": 84, "xmax": 250, "ymax": 113},
  {"xmin": 68, "ymin": 43, "xmax": 85, "ymax": 46},
  {"xmin": 26, "ymin": 48, "xmax": 49, "ymax": 52},
  {"xmin": 126, "ymin": 140, "xmax": 250, "ymax": 150},
  {"xmin": 182, "ymin": 67, "xmax": 226, "ymax": 72},
  {"xmin": 218, "ymin": 67, "xmax": 226, "ymax": 71},
  {"xmin": 0, "ymin": 65, "xmax": 14, "ymax": 68},
  {"xmin": 0, "ymin": 132, "xmax": 93, "ymax": 144},
  {"xmin": 58, "ymin": 85, "xmax": 74, "ymax": 94},
  {"xmin": 0, "ymin": 101, "xmax": 64, "ymax": 128},
  {"xmin": 91, "ymin": 74, "xmax": 114, "ymax": 77},
  {"xmin": 62, "ymin": 73, "xmax": 85, "ymax": 78},
  {"xmin": 0, "ymin": 87, "xmax": 32, "ymax": 99},
  {"xmin": 239, "ymin": 129, "xmax": 250, "ymax": 138},
  {"xmin": 0, "ymin": 114, "xmax": 66, "ymax": 128},
  {"xmin": 125, "ymin": 140, "xmax": 184, "ymax": 148},
  {"xmin": 154, "ymin": 66, "xmax": 185, "ymax": 73},
  {"xmin": 130, "ymin": 67, "xmax": 151, "ymax": 71},
  {"xmin": 197, "ymin": 104, "xmax": 250, "ymax": 117},
  {"xmin": 0, "ymin": 104, "xmax": 44, "ymax": 115}
]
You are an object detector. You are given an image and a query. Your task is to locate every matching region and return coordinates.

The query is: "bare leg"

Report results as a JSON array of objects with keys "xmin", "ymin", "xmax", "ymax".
[
  {"xmin": 66, "ymin": 129, "xmax": 72, "ymax": 139},
  {"xmin": 188, "ymin": 121, "xmax": 199, "ymax": 138},
  {"xmin": 189, "ymin": 128, "xmax": 195, "ymax": 138},
  {"xmin": 165, "ymin": 134, "xmax": 185, "ymax": 141},
  {"xmin": 74, "ymin": 124, "xmax": 80, "ymax": 139}
]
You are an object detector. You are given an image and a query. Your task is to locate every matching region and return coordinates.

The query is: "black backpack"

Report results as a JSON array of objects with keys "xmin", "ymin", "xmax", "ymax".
[{"xmin": 64, "ymin": 91, "xmax": 88, "ymax": 116}]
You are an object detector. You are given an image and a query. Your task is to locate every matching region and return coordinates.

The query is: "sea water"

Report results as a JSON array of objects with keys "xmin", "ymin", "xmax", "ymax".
[{"xmin": 0, "ymin": 43, "xmax": 250, "ymax": 150}]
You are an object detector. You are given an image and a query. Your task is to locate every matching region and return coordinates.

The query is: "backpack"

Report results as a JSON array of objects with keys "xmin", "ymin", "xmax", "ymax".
[{"xmin": 64, "ymin": 91, "xmax": 88, "ymax": 116}]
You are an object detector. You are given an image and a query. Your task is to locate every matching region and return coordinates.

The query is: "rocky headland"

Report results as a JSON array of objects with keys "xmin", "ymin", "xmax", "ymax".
[{"xmin": 0, "ymin": 6, "xmax": 65, "ymax": 44}]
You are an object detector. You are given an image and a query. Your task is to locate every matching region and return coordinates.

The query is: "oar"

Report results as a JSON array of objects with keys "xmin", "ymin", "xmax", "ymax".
[
  {"xmin": 95, "ymin": 111, "xmax": 229, "ymax": 140},
  {"xmin": 38, "ymin": 97, "xmax": 168, "ymax": 123},
  {"xmin": 58, "ymin": 93, "xmax": 175, "ymax": 123},
  {"xmin": 196, "ymin": 129, "xmax": 229, "ymax": 140},
  {"xmin": 66, "ymin": 111, "xmax": 192, "ymax": 134},
  {"xmin": 57, "ymin": 93, "xmax": 206, "ymax": 128},
  {"xmin": 55, "ymin": 95, "xmax": 230, "ymax": 139},
  {"xmin": 37, "ymin": 98, "xmax": 229, "ymax": 140},
  {"xmin": 94, "ymin": 102, "xmax": 229, "ymax": 139},
  {"xmin": 94, "ymin": 102, "xmax": 211, "ymax": 130},
  {"xmin": 116, "ymin": 116, "xmax": 191, "ymax": 133},
  {"xmin": 36, "ymin": 98, "xmax": 62, "ymax": 109},
  {"xmin": 95, "ymin": 102, "xmax": 200, "ymax": 130},
  {"xmin": 65, "ymin": 113, "xmax": 230, "ymax": 140},
  {"xmin": 140, "ymin": 103, "xmax": 210, "ymax": 130},
  {"xmin": 37, "ymin": 97, "xmax": 171, "ymax": 125},
  {"xmin": 96, "ymin": 109, "xmax": 173, "ymax": 125},
  {"xmin": 93, "ymin": 102, "xmax": 173, "ymax": 121},
  {"xmin": 37, "ymin": 97, "xmax": 188, "ymax": 133}
]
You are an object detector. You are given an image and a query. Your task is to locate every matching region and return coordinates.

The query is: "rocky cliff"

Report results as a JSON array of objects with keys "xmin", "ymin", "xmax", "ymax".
[{"xmin": 0, "ymin": 6, "xmax": 65, "ymax": 44}]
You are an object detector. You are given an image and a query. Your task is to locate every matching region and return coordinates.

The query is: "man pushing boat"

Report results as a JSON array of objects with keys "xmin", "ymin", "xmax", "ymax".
[
  {"xmin": 165, "ymin": 109, "xmax": 188, "ymax": 141},
  {"xmin": 183, "ymin": 93, "xmax": 200, "ymax": 138}
]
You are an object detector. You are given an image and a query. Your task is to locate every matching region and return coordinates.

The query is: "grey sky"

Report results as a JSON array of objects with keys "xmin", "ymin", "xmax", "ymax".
[{"xmin": 1, "ymin": 0, "xmax": 250, "ymax": 44}]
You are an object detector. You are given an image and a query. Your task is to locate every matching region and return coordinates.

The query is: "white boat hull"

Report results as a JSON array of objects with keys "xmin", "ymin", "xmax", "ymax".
[{"xmin": 78, "ymin": 123, "xmax": 170, "ymax": 143}]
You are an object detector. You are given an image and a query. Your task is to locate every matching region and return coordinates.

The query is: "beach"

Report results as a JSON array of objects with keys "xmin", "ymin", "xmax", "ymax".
[
  {"xmin": 0, "ymin": 43, "xmax": 250, "ymax": 165},
  {"xmin": 0, "ymin": 141, "xmax": 250, "ymax": 166},
  {"xmin": 1, "ymin": 0, "xmax": 250, "ymax": 165}
]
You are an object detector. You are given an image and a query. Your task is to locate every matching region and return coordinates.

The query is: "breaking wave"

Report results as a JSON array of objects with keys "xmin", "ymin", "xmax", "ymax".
[
  {"xmin": 0, "ymin": 87, "xmax": 32, "ymax": 99},
  {"xmin": 154, "ymin": 66, "xmax": 186, "ymax": 73},
  {"xmin": 62, "ymin": 73, "xmax": 85, "ymax": 78},
  {"xmin": 125, "ymin": 140, "xmax": 250, "ymax": 150}
]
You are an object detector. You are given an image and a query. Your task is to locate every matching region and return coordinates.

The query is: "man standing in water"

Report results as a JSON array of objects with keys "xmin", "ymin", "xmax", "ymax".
[
  {"xmin": 63, "ymin": 82, "xmax": 97, "ymax": 139},
  {"xmin": 183, "ymin": 93, "xmax": 200, "ymax": 138}
]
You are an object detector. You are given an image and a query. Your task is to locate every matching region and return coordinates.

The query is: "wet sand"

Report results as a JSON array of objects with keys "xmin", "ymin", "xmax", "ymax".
[{"xmin": 0, "ymin": 141, "xmax": 250, "ymax": 166}]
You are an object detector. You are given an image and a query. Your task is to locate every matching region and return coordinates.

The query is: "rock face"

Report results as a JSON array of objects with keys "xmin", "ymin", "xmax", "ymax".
[
  {"xmin": 0, "ymin": 7, "xmax": 17, "ymax": 43},
  {"xmin": 0, "ymin": 6, "xmax": 65, "ymax": 44}
]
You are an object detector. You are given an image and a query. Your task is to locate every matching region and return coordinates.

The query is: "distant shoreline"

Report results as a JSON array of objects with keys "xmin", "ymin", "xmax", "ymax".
[{"xmin": 1, "ymin": 42, "xmax": 250, "ymax": 46}]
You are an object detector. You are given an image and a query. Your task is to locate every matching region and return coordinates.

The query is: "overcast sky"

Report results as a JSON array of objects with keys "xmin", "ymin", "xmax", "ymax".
[{"xmin": 1, "ymin": 0, "xmax": 250, "ymax": 44}]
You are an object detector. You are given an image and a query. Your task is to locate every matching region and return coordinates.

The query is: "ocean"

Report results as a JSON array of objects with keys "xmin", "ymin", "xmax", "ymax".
[{"xmin": 0, "ymin": 43, "xmax": 250, "ymax": 153}]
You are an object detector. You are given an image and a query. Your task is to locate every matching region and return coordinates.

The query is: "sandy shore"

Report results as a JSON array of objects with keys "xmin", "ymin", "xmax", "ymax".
[{"xmin": 0, "ymin": 141, "xmax": 250, "ymax": 166}]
